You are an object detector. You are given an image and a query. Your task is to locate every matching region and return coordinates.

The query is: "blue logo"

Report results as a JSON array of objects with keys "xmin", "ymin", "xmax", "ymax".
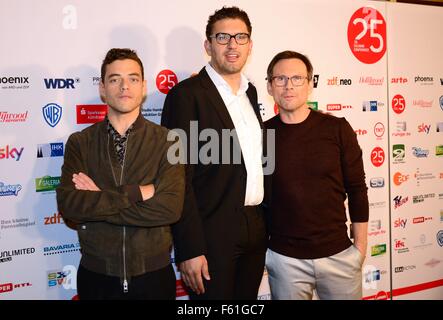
[
  {"xmin": 37, "ymin": 143, "xmax": 64, "ymax": 158},
  {"xmin": 0, "ymin": 181, "xmax": 22, "ymax": 196},
  {"xmin": 44, "ymin": 78, "xmax": 78, "ymax": 89},
  {"xmin": 437, "ymin": 230, "xmax": 443, "ymax": 247},
  {"xmin": 439, "ymin": 95, "xmax": 443, "ymax": 111},
  {"xmin": 42, "ymin": 103, "xmax": 62, "ymax": 127}
]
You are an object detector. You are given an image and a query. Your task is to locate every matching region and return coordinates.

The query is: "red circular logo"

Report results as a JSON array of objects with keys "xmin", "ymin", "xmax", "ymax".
[
  {"xmin": 374, "ymin": 122, "xmax": 385, "ymax": 137},
  {"xmin": 156, "ymin": 69, "xmax": 178, "ymax": 94},
  {"xmin": 371, "ymin": 147, "xmax": 385, "ymax": 167},
  {"xmin": 392, "ymin": 94, "xmax": 406, "ymax": 114},
  {"xmin": 348, "ymin": 7, "xmax": 387, "ymax": 64}
]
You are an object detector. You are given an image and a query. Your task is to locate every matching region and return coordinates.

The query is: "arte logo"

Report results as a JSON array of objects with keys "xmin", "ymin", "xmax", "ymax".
[
  {"xmin": 392, "ymin": 144, "xmax": 405, "ymax": 163},
  {"xmin": 394, "ymin": 238, "xmax": 409, "ymax": 253},
  {"xmin": 370, "ymin": 147, "xmax": 385, "ymax": 167},
  {"xmin": 394, "ymin": 218, "xmax": 407, "ymax": 228},
  {"xmin": 369, "ymin": 177, "xmax": 384, "ymax": 188},
  {"xmin": 0, "ymin": 247, "xmax": 36, "ymax": 263},
  {"xmin": 393, "ymin": 195, "xmax": 408, "ymax": 209},
  {"xmin": 359, "ymin": 76, "xmax": 384, "ymax": 86},
  {"xmin": 76, "ymin": 104, "xmax": 107, "ymax": 124},
  {"xmin": 412, "ymin": 147, "xmax": 429, "ymax": 158},
  {"xmin": 44, "ymin": 78, "xmax": 79, "ymax": 89},
  {"xmin": 392, "ymin": 94, "xmax": 406, "ymax": 114},
  {"xmin": 0, "ymin": 181, "xmax": 22, "ymax": 197},
  {"xmin": 156, "ymin": 69, "xmax": 178, "ymax": 94},
  {"xmin": 371, "ymin": 244, "xmax": 386, "ymax": 257},
  {"xmin": 0, "ymin": 144, "xmax": 24, "ymax": 161},
  {"xmin": 43, "ymin": 242, "xmax": 80, "ymax": 256},
  {"xmin": 47, "ymin": 265, "xmax": 77, "ymax": 289},
  {"xmin": 327, "ymin": 77, "xmax": 352, "ymax": 86},
  {"xmin": 44, "ymin": 212, "xmax": 64, "ymax": 225},
  {"xmin": 37, "ymin": 142, "xmax": 64, "ymax": 158},
  {"xmin": 391, "ymin": 77, "xmax": 408, "ymax": 84},
  {"xmin": 35, "ymin": 176, "xmax": 60, "ymax": 193},
  {"xmin": 414, "ymin": 76, "xmax": 433, "ymax": 85},
  {"xmin": 313, "ymin": 75, "xmax": 319, "ymax": 88},
  {"xmin": 0, "ymin": 76, "xmax": 30, "ymax": 89},
  {"xmin": 374, "ymin": 122, "xmax": 385, "ymax": 138},
  {"xmin": 0, "ymin": 282, "xmax": 32, "ymax": 294},
  {"xmin": 418, "ymin": 123, "xmax": 431, "ymax": 134},
  {"xmin": 393, "ymin": 172, "xmax": 409, "ymax": 186},
  {"xmin": 354, "ymin": 128, "xmax": 367, "ymax": 136},
  {"xmin": 42, "ymin": 103, "xmax": 62, "ymax": 127},
  {"xmin": 0, "ymin": 111, "xmax": 28, "ymax": 123}
]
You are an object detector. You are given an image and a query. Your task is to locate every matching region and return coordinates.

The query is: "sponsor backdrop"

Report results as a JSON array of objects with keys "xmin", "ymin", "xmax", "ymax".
[{"xmin": 0, "ymin": 0, "xmax": 441, "ymax": 299}]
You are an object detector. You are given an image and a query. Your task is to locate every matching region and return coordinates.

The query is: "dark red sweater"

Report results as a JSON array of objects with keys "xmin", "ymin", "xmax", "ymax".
[{"xmin": 265, "ymin": 110, "xmax": 369, "ymax": 259}]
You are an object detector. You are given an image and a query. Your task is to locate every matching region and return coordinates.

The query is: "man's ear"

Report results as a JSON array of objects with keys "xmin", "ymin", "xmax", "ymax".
[
  {"xmin": 267, "ymin": 81, "xmax": 273, "ymax": 96},
  {"xmin": 99, "ymin": 81, "xmax": 106, "ymax": 103},
  {"xmin": 204, "ymin": 39, "xmax": 212, "ymax": 56}
]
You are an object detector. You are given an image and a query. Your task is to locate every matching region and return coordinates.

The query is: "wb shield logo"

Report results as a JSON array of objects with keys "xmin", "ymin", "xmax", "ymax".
[{"xmin": 42, "ymin": 103, "xmax": 62, "ymax": 127}]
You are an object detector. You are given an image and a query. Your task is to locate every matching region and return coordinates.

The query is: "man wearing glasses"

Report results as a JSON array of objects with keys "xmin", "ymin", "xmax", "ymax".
[
  {"xmin": 264, "ymin": 51, "xmax": 369, "ymax": 299},
  {"xmin": 161, "ymin": 7, "xmax": 267, "ymax": 299}
]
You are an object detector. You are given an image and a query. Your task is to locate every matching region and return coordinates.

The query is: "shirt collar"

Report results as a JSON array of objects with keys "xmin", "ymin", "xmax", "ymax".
[{"xmin": 205, "ymin": 63, "xmax": 249, "ymax": 96}]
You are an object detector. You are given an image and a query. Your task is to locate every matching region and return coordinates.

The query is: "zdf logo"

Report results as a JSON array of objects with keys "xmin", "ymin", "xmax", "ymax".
[{"xmin": 393, "ymin": 172, "xmax": 409, "ymax": 186}]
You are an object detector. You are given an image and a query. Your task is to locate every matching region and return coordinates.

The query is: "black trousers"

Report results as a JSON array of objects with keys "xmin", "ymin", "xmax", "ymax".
[
  {"xmin": 77, "ymin": 263, "xmax": 176, "ymax": 300},
  {"xmin": 190, "ymin": 205, "xmax": 267, "ymax": 300}
]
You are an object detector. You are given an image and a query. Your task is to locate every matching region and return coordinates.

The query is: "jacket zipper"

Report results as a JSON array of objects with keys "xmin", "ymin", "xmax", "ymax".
[
  {"xmin": 107, "ymin": 132, "xmax": 130, "ymax": 293},
  {"xmin": 121, "ymin": 134, "xmax": 129, "ymax": 293}
]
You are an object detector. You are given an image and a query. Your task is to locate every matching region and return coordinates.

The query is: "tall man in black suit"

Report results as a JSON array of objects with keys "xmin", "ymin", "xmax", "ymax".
[{"xmin": 161, "ymin": 6, "xmax": 267, "ymax": 300}]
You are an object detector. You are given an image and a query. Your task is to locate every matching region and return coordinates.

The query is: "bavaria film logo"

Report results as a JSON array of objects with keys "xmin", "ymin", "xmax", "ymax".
[{"xmin": 42, "ymin": 103, "xmax": 62, "ymax": 127}]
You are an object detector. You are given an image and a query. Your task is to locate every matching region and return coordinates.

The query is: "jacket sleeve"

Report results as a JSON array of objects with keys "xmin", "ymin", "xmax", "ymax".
[
  {"xmin": 105, "ymin": 135, "xmax": 185, "ymax": 227},
  {"xmin": 160, "ymin": 84, "xmax": 207, "ymax": 263},
  {"xmin": 56, "ymin": 132, "xmax": 134, "ymax": 223},
  {"xmin": 339, "ymin": 118, "xmax": 369, "ymax": 223}
]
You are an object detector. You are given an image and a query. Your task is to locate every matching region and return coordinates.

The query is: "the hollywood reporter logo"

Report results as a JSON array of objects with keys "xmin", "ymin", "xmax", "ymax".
[{"xmin": 165, "ymin": 121, "xmax": 275, "ymax": 175}]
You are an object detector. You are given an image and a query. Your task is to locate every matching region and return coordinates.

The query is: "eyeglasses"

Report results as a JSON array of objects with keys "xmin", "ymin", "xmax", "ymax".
[
  {"xmin": 268, "ymin": 75, "xmax": 311, "ymax": 87},
  {"xmin": 209, "ymin": 33, "xmax": 250, "ymax": 45}
]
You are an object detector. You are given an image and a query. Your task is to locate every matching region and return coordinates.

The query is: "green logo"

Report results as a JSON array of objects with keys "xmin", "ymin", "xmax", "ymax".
[
  {"xmin": 35, "ymin": 176, "xmax": 60, "ymax": 192},
  {"xmin": 371, "ymin": 244, "xmax": 387, "ymax": 256},
  {"xmin": 307, "ymin": 101, "xmax": 318, "ymax": 111},
  {"xmin": 393, "ymin": 144, "xmax": 405, "ymax": 161},
  {"xmin": 436, "ymin": 145, "xmax": 443, "ymax": 156}
]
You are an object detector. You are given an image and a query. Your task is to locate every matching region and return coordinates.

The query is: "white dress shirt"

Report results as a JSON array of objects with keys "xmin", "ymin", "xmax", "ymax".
[{"xmin": 205, "ymin": 63, "xmax": 264, "ymax": 206}]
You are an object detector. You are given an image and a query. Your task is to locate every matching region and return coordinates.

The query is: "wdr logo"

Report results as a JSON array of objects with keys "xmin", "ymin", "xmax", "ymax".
[{"xmin": 44, "ymin": 78, "xmax": 79, "ymax": 89}]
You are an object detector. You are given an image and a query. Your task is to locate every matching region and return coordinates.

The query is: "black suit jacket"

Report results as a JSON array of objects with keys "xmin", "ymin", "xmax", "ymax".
[{"xmin": 161, "ymin": 67, "xmax": 265, "ymax": 263}]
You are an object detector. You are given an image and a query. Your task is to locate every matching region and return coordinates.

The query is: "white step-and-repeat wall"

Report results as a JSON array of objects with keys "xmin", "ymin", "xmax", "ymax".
[{"xmin": 0, "ymin": 0, "xmax": 442, "ymax": 300}]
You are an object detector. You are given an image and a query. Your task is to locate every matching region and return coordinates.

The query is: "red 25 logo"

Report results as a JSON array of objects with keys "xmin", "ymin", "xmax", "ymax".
[
  {"xmin": 348, "ymin": 7, "xmax": 387, "ymax": 64},
  {"xmin": 156, "ymin": 70, "xmax": 178, "ymax": 94}
]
